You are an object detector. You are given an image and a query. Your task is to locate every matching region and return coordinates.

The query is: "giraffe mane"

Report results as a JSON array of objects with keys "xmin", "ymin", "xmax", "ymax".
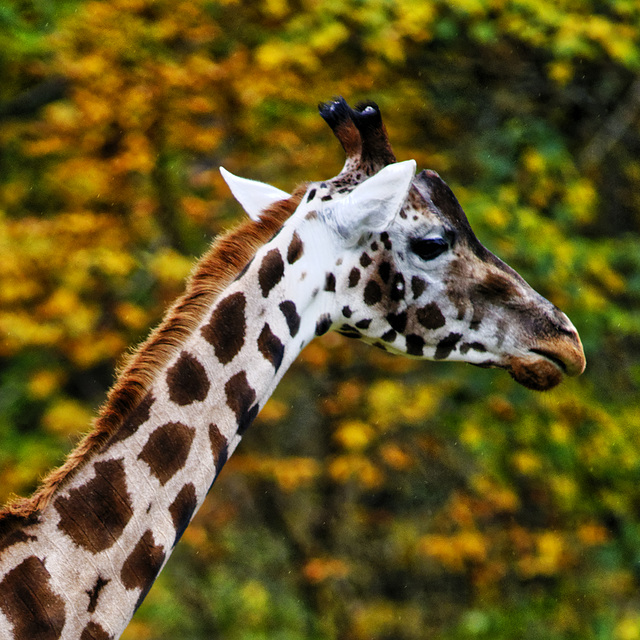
[{"xmin": 0, "ymin": 187, "xmax": 305, "ymax": 534}]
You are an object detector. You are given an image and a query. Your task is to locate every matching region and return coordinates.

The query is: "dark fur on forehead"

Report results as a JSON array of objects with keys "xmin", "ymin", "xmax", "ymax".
[
  {"xmin": 415, "ymin": 170, "xmax": 475, "ymax": 237},
  {"xmin": 415, "ymin": 170, "xmax": 531, "ymax": 281},
  {"xmin": 414, "ymin": 170, "xmax": 491, "ymax": 257}
]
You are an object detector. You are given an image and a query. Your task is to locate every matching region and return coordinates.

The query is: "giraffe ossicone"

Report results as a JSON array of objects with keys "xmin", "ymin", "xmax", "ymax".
[{"xmin": 0, "ymin": 97, "xmax": 585, "ymax": 640}]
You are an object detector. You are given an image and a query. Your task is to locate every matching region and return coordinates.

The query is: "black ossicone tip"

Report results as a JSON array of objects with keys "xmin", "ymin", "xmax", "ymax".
[{"xmin": 318, "ymin": 96, "xmax": 352, "ymax": 130}]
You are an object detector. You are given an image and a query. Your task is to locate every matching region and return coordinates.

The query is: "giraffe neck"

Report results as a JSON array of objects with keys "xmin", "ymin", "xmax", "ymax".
[{"xmin": 0, "ymin": 216, "xmax": 333, "ymax": 640}]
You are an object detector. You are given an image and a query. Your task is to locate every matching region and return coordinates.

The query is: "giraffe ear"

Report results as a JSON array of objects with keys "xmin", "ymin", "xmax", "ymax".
[
  {"xmin": 220, "ymin": 167, "xmax": 291, "ymax": 221},
  {"xmin": 323, "ymin": 160, "xmax": 416, "ymax": 242}
]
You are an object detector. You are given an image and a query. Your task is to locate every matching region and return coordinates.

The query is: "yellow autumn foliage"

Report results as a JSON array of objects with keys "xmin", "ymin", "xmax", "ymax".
[
  {"xmin": 1, "ymin": 0, "xmax": 640, "ymax": 638},
  {"xmin": 43, "ymin": 398, "xmax": 94, "ymax": 437}
]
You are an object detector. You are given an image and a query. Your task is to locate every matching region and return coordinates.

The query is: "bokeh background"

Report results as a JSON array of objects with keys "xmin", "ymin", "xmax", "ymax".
[{"xmin": 2, "ymin": 1, "xmax": 640, "ymax": 638}]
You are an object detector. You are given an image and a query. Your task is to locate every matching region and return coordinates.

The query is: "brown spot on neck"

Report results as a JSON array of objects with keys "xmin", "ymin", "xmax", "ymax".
[
  {"xmin": 168, "ymin": 483, "xmax": 197, "ymax": 547},
  {"xmin": 287, "ymin": 232, "xmax": 304, "ymax": 264},
  {"xmin": 108, "ymin": 392, "xmax": 154, "ymax": 445},
  {"xmin": 0, "ymin": 556, "xmax": 66, "ymax": 639},
  {"xmin": 81, "ymin": 621, "xmax": 112, "ymax": 640},
  {"xmin": 225, "ymin": 371, "xmax": 258, "ymax": 435},
  {"xmin": 55, "ymin": 458, "xmax": 133, "ymax": 553},
  {"xmin": 138, "ymin": 422, "xmax": 196, "ymax": 486},
  {"xmin": 121, "ymin": 529, "xmax": 165, "ymax": 612},
  {"xmin": 258, "ymin": 323, "xmax": 285, "ymax": 371},
  {"xmin": 0, "ymin": 528, "xmax": 37, "ymax": 557},
  {"xmin": 166, "ymin": 352, "xmax": 210, "ymax": 406},
  {"xmin": 258, "ymin": 248, "xmax": 285, "ymax": 297},
  {"xmin": 201, "ymin": 292, "xmax": 247, "ymax": 365}
]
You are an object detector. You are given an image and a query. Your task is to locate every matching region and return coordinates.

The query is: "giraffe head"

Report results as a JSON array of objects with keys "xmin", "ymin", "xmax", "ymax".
[{"xmin": 222, "ymin": 98, "xmax": 585, "ymax": 391}]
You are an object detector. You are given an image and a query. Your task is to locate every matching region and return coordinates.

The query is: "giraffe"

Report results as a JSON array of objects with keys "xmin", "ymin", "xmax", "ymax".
[{"xmin": 0, "ymin": 98, "xmax": 585, "ymax": 640}]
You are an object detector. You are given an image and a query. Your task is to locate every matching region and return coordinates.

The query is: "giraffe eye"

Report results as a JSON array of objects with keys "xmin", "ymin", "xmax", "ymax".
[{"xmin": 409, "ymin": 237, "xmax": 449, "ymax": 261}]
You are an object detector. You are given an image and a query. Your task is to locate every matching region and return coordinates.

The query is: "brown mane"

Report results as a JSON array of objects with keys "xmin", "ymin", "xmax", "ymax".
[{"xmin": 0, "ymin": 187, "xmax": 305, "ymax": 533}]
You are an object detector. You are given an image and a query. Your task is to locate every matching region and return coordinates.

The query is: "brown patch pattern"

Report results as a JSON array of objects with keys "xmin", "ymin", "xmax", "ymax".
[
  {"xmin": 279, "ymin": 300, "xmax": 300, "ymax": 337},
  {"xmin": 382, "ymin": 329, "xmax": 397, "ymax": 343},
  {"xmin": 411, "ymin": 276, "xmax": 427, "ymax": 299},
  {"xmin": 324, "ymin": 272, "xmax": 336, "ymax": 292},
  {"xmin": 166, "ymin": 351, "xmax": 210, "ymax": 406},
  {"xmin": 138, "ymin": 422, "xmax": 195, "ymax": 486},
  {"xmin": 378, "ymin": 262, "xmax": 391, "ymax": 283},
  {"xmin": 417, "ymin": 302, "xmax": 446, "ymax": 330},
  {"xmin": 258, "ymin": 248, "xmax": 285, "ymax": 297},
  {"xmin": 0, "ymin": 529, "xmax": 37, "ymax": 556},
  {"xmin": 80, "ymin": 621, "xmax": 112, "ymax": 640},
  {"xmin": 390, "ymin": 273, "xmax": 405, "ymax": 301},
  {"xmin": 86, "ymin": 576, "xmax": 110, "ymax": 614},
  {"xmin": 55, "ymin": 459, "xmax": 132, "ymax": 553},
  {"xmin": 364, "ymin": 280, "xmax": 382, "ymax": 306},
  {"xmin": 121, "ymin": 529, "xmax": 166, "ymax": 611},
  {"xmin": 287, "ymin": 232, "xmax": 304, "ymax": 264},
  {"xmin": 434, "ymin": 332, "xmax": 463, "ymax": 360},
  {"xmin": 258, "ymin": 323, "xmax": 285, "ymax": 371},
  {"xmin": 316, "ymin": 314, "xmax": 332, "ymax": 336},
  {"xmin": 386, "ymin": 311, "xmax": 407, "ymax": 333},
  {"xmin": 406, "ymin": 334, "xmax": 425, "ymax": 356},
  {"xmin": 0, "ymin": 555, "xmax": 66, "ymax": 640},
  {"xmin": 476, "ymin": 271, "xmax": 518, "ymax": 303},
  {"xmin": 201, "ymin": 292, "xmax": 247, "ymax": 365},
  {"xmin": 208, "ymin": 423, "xmax": 229, "ymax": 469},
  {"xmin": 225, "ymin": 371, "xmax": 258, "ymax": 435},
  {"xmin": 360, "ymin": 252, "xmax": 372, "ymax": 267},
  {"xmin": 460, "ymin": 341, "xmax": 487, "ymax": 354},
  {"xmin": 108, "ymin": 393, "xmax": 155, "ymax": 445},
  {"xmin": 169, "ymin": 483, "xmax": 197, "ymax": 546}
]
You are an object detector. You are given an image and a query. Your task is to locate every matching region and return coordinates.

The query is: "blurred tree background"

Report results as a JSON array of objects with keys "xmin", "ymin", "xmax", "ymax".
[{"xmin": 1, "ymin": 0, "xmax": 640, "ymax": 638}]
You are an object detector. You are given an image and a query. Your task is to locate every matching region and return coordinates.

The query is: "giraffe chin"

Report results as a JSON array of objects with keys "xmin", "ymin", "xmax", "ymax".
[{"xmin": 508, "ymin": 356, "xmax": 564, "ymax": 391}]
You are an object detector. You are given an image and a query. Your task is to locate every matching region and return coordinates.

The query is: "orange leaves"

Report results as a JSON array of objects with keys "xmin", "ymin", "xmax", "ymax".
[
  {"xmin": 516, "ymin": 531, "xmax": 572, "ymax": 578},
  {"xmin": 418, "ymin": 531, "xmax": 488, "ymax": 572},
  {"xmin": 303, "ymin": 556, "xmax": 350, "ymax": 583},
  {"xmin": 328, "ymin": 454, "xmax": 384, "ymax": 489}
]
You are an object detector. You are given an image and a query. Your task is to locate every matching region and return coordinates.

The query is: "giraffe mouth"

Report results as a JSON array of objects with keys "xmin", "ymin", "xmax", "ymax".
[
  {"xmin": 529, "ymin": 348, "xmax": 568, "ymax": 374},
  {"xmin": 469, "ymin": 347, "xmax": 577, "ymax": 390},
  {"xmin": 507, "ymin": 356, "xmax": 565, "ymax": 391}
]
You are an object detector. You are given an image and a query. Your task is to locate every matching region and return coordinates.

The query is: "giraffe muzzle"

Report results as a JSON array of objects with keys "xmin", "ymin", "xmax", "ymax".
[{"xmin": 508, "ymin": 331, "xmax": 586, "ymax": 391}]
